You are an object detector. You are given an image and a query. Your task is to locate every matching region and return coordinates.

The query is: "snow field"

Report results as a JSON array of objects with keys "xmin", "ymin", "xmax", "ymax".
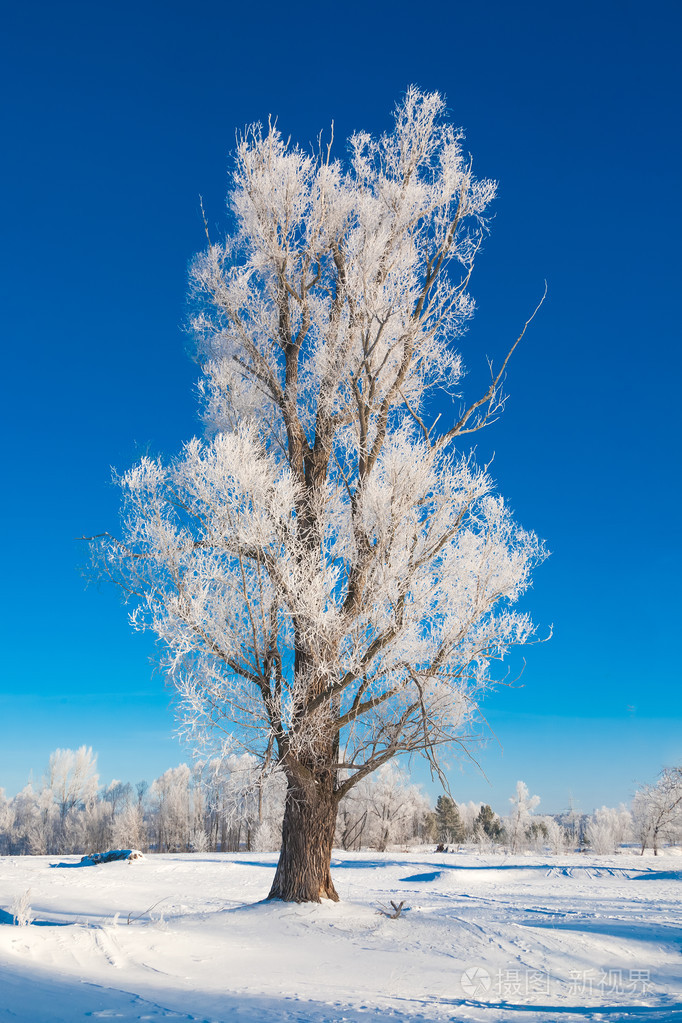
[{"xmin": 0, "ymin": 850, "xmax": 680, "ymax": 1022}]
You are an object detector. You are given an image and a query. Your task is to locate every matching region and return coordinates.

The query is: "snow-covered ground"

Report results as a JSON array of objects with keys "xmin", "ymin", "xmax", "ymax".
[{"xmin": 1, "ymin": 849, "xmax": 680, "ymax": 1022}]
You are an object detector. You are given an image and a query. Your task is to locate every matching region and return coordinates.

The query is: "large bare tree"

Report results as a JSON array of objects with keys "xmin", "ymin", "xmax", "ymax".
[{"xmin": 91, "ymin": 88, "xmax": 546, "ymax": 901}]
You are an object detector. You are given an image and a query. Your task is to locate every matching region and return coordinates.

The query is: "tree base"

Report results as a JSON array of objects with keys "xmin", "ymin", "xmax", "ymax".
[{"xmin": 267, "ymin": 775, "xmax": 339, "ymax": 903}]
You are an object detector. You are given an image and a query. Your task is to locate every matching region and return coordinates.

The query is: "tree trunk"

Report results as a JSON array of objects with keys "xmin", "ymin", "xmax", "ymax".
[{"xmin": 268, "ymin": 772, "xmax": 339, "ymax": 902}]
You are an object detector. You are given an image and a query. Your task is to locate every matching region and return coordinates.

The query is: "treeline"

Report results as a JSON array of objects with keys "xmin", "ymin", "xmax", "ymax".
[
  {"xmin": 0, "ymin": 748, "xmax": 285, "ymax": 856},
  {"xmin": 0, "ymin": 749, "xmax": 679, "ymax": 857}
]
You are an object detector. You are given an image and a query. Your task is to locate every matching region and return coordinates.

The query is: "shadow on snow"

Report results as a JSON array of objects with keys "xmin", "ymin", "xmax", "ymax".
[{"xmin": 0, "ymin": 908, "xmax": 69, "ymax": 927}]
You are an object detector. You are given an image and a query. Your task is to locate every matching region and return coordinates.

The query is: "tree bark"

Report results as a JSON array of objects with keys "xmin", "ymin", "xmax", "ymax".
[{"xmin": 267, "ymin": 772, "xmax": 339, "ymax": 902}]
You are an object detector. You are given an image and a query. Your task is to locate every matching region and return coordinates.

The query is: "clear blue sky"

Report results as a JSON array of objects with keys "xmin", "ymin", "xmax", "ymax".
[{"xmin": 1, "ymin": 0, "xmax": 680, "ymax": 815}]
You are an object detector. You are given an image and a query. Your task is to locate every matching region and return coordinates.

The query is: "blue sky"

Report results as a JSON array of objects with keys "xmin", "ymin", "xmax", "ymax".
[{"xmin": 1, "ymin": 0, "xmax": 680, "ymax": 815}]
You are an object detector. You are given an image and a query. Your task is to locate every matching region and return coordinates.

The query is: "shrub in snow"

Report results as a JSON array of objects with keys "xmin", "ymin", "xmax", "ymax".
[{"xmin": 11, "ymin": 889, "xmax": 33, "ymax": 927}]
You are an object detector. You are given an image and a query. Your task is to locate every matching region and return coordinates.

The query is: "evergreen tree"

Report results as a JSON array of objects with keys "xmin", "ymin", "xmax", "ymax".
[
  {"xmin": 435, "ymin": 795, "xmax": 465, "ymax": 843},
  {"xmin": 476, "ymin": 803, "xmax": 502, "ymax": 840}
]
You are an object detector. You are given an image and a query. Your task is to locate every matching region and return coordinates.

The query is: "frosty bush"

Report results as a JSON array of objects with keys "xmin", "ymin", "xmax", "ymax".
[{"xmin": 11, "ymin": 889, "xmax": 33, "ymax": 927}]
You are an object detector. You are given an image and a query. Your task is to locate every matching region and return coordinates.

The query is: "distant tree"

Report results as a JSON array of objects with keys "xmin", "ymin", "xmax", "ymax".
[
  {"xmin": 543, "ymin": 816, "xmax": 569, "ymax": 854},
  {"xmin": 111, "ymin": 802, "xmax": 147, "ymax": 851},
  {"xmin": 554, "ymin": 805, "xmax": 588, "ymax": 850},
  {"xmin": 150, "ymin": 765, "xmax": 192, "ymax": 852},
  {"xmin": 452, "ymin": 800, "xmax": 481, "ymax": 839},
  {"xmin": 46, "ymin": 747, "xmax": 98, "ymax": 825},
  {"xmin": 361, "ymin": 764, "xmax": 427, "ymax": 851},
  {"xmin": 6, "ymin": 784, "xmax": 45, "ymax": 854},
  {"xmin": 435, "ymin": 795, "xmax": 465, "ymax": 844},
  {"xmin": 252, "ymin": 770, "xmax": 287, "ymax": 852},
  {"xmin": 0, "ymin": 789, "xmax": 12, "ymax": 855},
  {"xmin": 335, "ymin": 763, "xmax": 425, "ymax": 851},
  {"xmin": 527, "ymin": 818, "xmax": 549, "ymax": 849},
  {"xmin": 506, "ymin": 780, "xmax": 540, "ymax": 853},
  {"xmin": 90, "ymin": 88, "xmax": 546, "ymax": 902},
  {"xmin": 336, "ymin": 787, "xmax": 369, "ymax": 851},
  {"xmin": 45, "ymin": 747, "xmax": 99, "ymax": 852},
  {"xmin": 584, "ymin": 805, "xmax": 632, "ymax": 855},
  {"xmin": 199, "ymin": 754, "xmax": 268, "ymax": 851},
  {"xmin": 476, "ymin": 803, "xmax": 502, "ymax": 840},
  {"xmin": 633, "ymin": 767, "xmax": 682, "ymax": 855},
  {"xmin": 103, "ymin": 780, "xmax": 133, "ymax": 823}
]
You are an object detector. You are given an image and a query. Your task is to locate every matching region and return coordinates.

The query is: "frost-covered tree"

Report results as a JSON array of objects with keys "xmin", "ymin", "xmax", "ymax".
[
  {"xmin": 336, "ymin": 763, "xmax": 427, "ymax": 850},
  {"xmin": 0, "ymin": 789, "xmax": 12, "ymax": 855},
  {"xmin": 103, "ymin": 780, "xmax": 133, "ymax": 823},
  {"xmin": 150, "ymin": 765, "xmax": 192, "ymax": 852},
  {"xmin": 7, "ymin": 784, "xmax": 48, "ymax": 854},
  {"xmin": 543, "ymin": 816, "xmax": 569, "ymax": 855},
  {"xmin": 44, "ymin": 747, "xmax": 99, "ymax": 852},
  {"xmin": 111, "ymin": 801, "xmax": 147, "ymax": 851},
  {"xmin": 584, "ymin": 805, "xmax": 632, "ymax": 855},
  {"xmin": 199, "ymin": 753, "xmax": 282, "ymax": 851},
  {"xmin": 90, "ymin": 88, "xmax": 546, "ymax": 902},
  {"xmin": 456, "ymin": 799, "xmax": 484, "ymax": 840},
  {"xmin": 506, "ymin": 780, "xmax": 540, "ymax": 853},
  {"xmin": 336, "ymin": 782, "xmax": 370, "ymax": 851},
  {"xmin": 633, "ymin": 767, "xmax": 682, "ymax": 855},
  {"xmin": 46, "ymin": 747, "xmax": 99, "ymax": 824},
  {"xmin": 252, "ymin": 771, "xmax": 288, "ymax": 852}
]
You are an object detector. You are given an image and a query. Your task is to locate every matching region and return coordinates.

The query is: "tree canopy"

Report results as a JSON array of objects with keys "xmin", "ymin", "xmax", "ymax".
[{"xmin": 92, "ymin": 88, "xmax": 546, "ymax": 900}]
